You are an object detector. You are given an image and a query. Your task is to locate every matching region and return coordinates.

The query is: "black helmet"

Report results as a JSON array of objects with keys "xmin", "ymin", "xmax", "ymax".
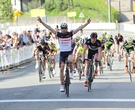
[
  {"xmin": 60, "ymin": 23, "xmax": 68, "ymax": 29},
  {"xmin": 40, "ymin": 39, "xmax": 46, "ymax": 45}
]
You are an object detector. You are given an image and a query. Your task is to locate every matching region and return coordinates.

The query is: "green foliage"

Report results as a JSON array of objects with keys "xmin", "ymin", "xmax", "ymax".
[
  {"xmin": 44, "ymin": 0, "xmax": 120, "ymax": 22},
  {"xmin": 57, "ymin": 0, "xmax": 68, "ymax": 11},
  {"xmin": 44, "ymin": 2, "xmax": 56, "ymax": 11},
  {"xmin": 0, "ymin": 0, "xmax": 13, "ymax": 23},
  {"xmin": 23, "ymin": 0, "xmax": 120, "ymax": 22},
  {"xmin": 27, "ymin": 0, "xmax": 41, "ymax": 11}
]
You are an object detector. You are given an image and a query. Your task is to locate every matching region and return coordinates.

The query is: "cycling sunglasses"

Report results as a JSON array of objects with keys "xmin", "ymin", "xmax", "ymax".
[{"xmin": 61, "ymin": 27, "xmax": 67, "ymax": 29}]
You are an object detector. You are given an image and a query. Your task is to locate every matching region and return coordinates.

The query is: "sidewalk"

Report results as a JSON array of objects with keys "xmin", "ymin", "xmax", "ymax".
[{"xmin": 106, "ymin": 0, "xmax": 135, "ymax": 24}]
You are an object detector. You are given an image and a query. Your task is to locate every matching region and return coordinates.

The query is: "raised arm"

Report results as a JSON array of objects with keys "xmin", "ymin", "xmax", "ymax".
[
  {"xmin": 37, "ymin": 17, "xmax": 56, "ymax": 35},
  {"xmin": 73, "ymin": 18, "xmax": 91, "ymax": 34}
]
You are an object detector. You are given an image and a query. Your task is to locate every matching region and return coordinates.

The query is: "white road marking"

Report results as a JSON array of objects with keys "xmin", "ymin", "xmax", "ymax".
[{"xmin": 0, "ymin": 99, "xmax": 135, "ymax": 103}]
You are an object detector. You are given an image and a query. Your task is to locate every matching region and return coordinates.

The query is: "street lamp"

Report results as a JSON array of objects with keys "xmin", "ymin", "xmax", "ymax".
[{"xmin": 108, "ymin": 0, "xmax": 111, "ymax": 22}]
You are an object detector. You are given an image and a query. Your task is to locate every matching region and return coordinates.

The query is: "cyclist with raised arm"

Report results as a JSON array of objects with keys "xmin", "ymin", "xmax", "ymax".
[
  {"xmin": 37, "ymin": 17, "xmax": 90, "ymax": 92},
  {"xmin": 123, "ymin": 37, "xmax": 135, "ymax": 73},
  {"xmin": 82, "ymin": 32, "xmax": 101, "ymax": 87}
]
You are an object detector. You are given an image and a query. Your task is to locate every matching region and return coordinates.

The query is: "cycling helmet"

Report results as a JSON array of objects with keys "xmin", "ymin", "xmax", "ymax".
[
  {"xmin": 90, "ymin": 32, "xmax": 97, "ymax": 38},
  {"xmin": 97, "ymin": 36, "xmax": 103, "ymax": 41},
  {"xmin": 106, "ymin": 34, "xmax": 111, "ymax": 39},
  {"xmin": 79, "ymin": 39, "xmax": 85, "ymax": 45},
  {"xmin": 127, "ymin": 37, "xmax": 133, "ymax": 44},
  {"xmin": 60, "ymin": 23, "xmax": 68, "ymax": 28},
  {"xmin": 40, "ymin": 39, "xmax": 46, "ymax": 45}
]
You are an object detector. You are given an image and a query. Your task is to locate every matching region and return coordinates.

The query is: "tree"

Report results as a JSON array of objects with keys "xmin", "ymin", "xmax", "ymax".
[
  {"xmin": 67, "ymin": 0, "xmax": 70, "ymax": 8},
  {"xmin": 0, "ymin": 0, "xmax": 13, "ymax": 23}
]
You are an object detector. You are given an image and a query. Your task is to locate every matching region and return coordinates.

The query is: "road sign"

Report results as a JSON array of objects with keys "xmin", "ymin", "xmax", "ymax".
[
  {"xmin": 79, "ymin": 12, "xmax": 84, "ymax": 18},
  {"xmin": 30, "ymin": 9, "xmax": 45, "ymax": 17},
  {"xmin": 67, "ymin": 12, "xmax": 76, "ymax": 17}
]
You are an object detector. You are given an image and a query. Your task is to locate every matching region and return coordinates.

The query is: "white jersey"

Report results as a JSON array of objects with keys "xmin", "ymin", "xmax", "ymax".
[{"xmin": 56, "ymin": 31, "xmax": 73, "ymax": 52}]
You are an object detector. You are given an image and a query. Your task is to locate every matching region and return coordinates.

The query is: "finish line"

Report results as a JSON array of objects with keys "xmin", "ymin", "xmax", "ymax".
[{"xmin": 0, "ymin": 99, "xmax": 135, "ymax": 103}]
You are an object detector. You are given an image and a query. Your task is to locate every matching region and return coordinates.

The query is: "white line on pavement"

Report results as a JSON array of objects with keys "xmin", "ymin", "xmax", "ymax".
[{"xmin": 0, "ymin": 99, "xmax": 135, "ymax": 103}]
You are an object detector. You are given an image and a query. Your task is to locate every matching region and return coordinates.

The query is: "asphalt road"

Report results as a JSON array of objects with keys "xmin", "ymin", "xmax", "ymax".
[{"xmin": 0, "ymin": 31, "xmax": 135, "ymax": 110}]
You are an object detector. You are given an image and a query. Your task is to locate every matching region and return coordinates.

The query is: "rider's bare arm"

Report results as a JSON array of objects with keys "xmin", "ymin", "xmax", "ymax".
[
  {"xmin": 73, "ymin": 18, "xmax": 91, "ymax": 34},
  {"xmin": 37, "ymin": 17, "xmax": 56, "ymax": 35},
  {"xmin": 82, "ymin": 44, "xmax": 88, "ymax": 62}
]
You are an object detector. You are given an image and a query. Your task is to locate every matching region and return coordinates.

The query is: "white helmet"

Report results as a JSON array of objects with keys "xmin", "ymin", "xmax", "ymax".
[
  {"xmin": 127, "ymin": 37, "xmax": 133, "ymax": 44},
  {"xmin": 60, "ymin": 23, "xmax": 68, "ymax": 28}
]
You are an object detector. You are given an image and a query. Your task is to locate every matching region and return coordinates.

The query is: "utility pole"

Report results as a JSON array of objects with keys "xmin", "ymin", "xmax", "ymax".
[
  {"xmin": 108, "ymin": 0, "xmax": 111, "ymax": 22},
  {"xmin": 130, "ymin": 0, "xmax": 133, "ymax": 11}
]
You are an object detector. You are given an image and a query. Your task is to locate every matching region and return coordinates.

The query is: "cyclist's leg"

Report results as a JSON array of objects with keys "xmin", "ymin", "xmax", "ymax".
[
  {"xmin": 42, "ymin": 56, "xmax": 46, "ymax": 78},
  {"xmin": 116, "ymin": 44, "xmax": 120, "ymax": 59},
  {"xmin": 124, "ymin": 50, "xmax": 128, "ymax": 73},
  {"xmin": 68, "ymin": 53, "xmax": 74, "ymax": 78},
  {"xmin": 59, "ymin": 52, "xmax": 66, "ymax": 92},
  {"xmin": 130, "ymin": 51, "xmax": 135, "ymax": 73},
  {"xmin": 84, "ymin": 60, "xmax": 90, "ymax": 87},
  {"xmin": 52, "ymin": 51, "xmax": 57, "ymax": 74},
  {"xmin": 34, "ymin": 49, "xmax": 39, "ymax": 69},
  {"xmin": 84, "ymin": 52, "xmax": 93, "ymax": 87},
  {"xmin": 94, "ymin": 53, "xmax": 99, "ymax": 76}
]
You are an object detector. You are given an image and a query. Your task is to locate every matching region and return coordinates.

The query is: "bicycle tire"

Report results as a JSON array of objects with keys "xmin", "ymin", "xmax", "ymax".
[
  {"xmin": 78, "ymin": 59, "xmax": 82, "ymax": 80},
  {"xmin": 88, "ymin": 65, "xmax": 93, "ymax": 92},
  {"xmin": 38, "ymin": 61, "xmax": 43, "ymax": 82},
  {"xmin": 48, "ymin": 67, "xmax": 52, "ymax": 78},
  {"xmin": 64, "ymin": 63, "xmax": 70, "ymax": 97},
  {"xmin": 65, "ymin": 85, "xmax": 69, "ymax": 97},
  {"xmin": 128, "ymin": 61, "xmax": 132, "ymax": 82},
  {"xmin": 47, "ymin": 58, "xmax": 54, "ymax": 78},
  {"xmin": 108, "ymin": 57, "xmax": 112, "ymax": 71}
]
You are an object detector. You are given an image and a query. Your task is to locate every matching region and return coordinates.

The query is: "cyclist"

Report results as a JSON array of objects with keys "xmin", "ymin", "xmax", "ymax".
[
  {"xmin": 97, "ymin": 35, "xmax": 105, "ymax": 67},
  {"xmin": 35, "ymin": 39, "xmax": 51, "ymax": 78},
  {"xmin": 82, "ymin": 32, "xmax": 101, "ymax": 87},
  {"xmin": 48, "ymin": 41, "xmax": 57, "ymax": 74},
  {"xmin": 104, "ymin": 34, "xmax": 114, "ymax": 69},
  {"xmin": 123, "ymin": 37, "xmax": 135, "ymax": 73},
  {"xmin": 114, "ymin": 33, "xmax": 124, "ymax": 60},
  {"xmin": 37, "ymin": 16, "xmax": 90, "ymax": 92}
]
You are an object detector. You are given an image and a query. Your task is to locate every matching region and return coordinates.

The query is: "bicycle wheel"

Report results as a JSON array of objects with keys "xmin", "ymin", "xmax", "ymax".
[
  {"xmin": 64, "ymin": 66, "xmax": 70, "ymax": 97},
  {"xmin": 78, "ymin": 59, "xmax": 82, "ymax": 80},
  {"xmin": 47, "ymin": 58, "xmax": 54, "ymax": 78},
  {"xmin": 99, "ymin": 66, "xmax": 103, "ymax": 75},
  {"xmin": 65, "ymin": 85, "xmax": 69, "ymax": 97},
  {"xmin": 38, "ymin": 60, "xmax": 43, "ymax": 82},
  {"xmin": 108, "ymin": 57, "xmax": 112, "ymax": 71},
  {"xmin": 88, "ymin": 65, "xmax": 93, "ymax": 92},
  {"xmin": 128, "ymin": 61, "xmax": 132, "ymax": 82}
]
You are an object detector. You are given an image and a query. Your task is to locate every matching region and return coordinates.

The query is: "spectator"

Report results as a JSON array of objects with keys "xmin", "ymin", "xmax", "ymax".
[
  {"xmin": 12, "ymin": 32, "xmax": 21, "ymax": 49},
  {"xmin": 40, "ymin": 29, "xmax": 47, "ymax": 40},
  {"xmin": 34, "ymin": 25, "xmax": 40, "ymax": 34},
  {"xmin": 22, "ymin": 30, "xmax": 29, "ymax": 45},
  {"xmin": 3, "ymin": 34, "xmax": 12, "ymax": 50},
  {"xmin": 27, "ymin": 30, "xmax": 34, "ymax": 45}
]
